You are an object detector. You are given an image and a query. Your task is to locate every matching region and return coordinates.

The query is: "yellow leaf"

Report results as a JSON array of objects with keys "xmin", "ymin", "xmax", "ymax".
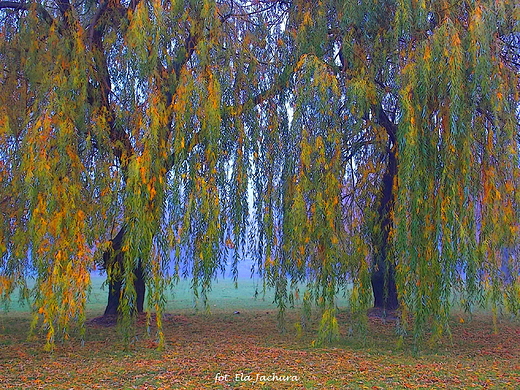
[{"xmin": 225, "ymin": 237, "xmax": 235, "ymax": 249}]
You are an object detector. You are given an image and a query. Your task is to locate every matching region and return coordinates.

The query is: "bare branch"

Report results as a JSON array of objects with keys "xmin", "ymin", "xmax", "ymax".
[
  {"xmin": 0, "ymin": 1, "xmax": 55, "ymax": 26},
  {"xmin": 55, "ymin": 0, "xmax": 74, "ymax": 29}
]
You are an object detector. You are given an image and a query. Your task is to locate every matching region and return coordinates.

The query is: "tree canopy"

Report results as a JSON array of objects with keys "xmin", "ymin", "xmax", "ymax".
[{"xmin": 0, "ymin": 0, "xmax": 519, "ymax": 349}]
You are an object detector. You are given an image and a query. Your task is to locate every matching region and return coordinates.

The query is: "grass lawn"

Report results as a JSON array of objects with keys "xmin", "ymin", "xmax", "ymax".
[{"xmin": 0, "ymin": 276, "xmax": 519, "ymax": 389}]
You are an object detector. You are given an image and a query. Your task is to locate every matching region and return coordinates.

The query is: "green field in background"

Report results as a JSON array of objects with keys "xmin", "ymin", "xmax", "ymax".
[{"xmin": 3, "ymin": 274, "xmax": 352, "ymax": 315}]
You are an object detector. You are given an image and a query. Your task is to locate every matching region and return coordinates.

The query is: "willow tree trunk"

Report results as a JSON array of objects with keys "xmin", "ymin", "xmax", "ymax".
[
  {"xmin": 103, "ymin": 227, "xmax": 145, "ymax": 316},
  {"xmin": 371, "ymin": 108, "xmax": 399, "ymax": 310}
]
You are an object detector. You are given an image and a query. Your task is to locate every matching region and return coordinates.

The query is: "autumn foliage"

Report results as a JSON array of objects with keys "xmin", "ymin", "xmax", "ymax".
[{"xmin": 0, "ymin": 0, "xmax": 519, "ymax": 349}]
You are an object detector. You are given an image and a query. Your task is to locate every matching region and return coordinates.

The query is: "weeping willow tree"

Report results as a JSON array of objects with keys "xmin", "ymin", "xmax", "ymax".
[
  {"xmin": 269, "ymin": 0, "xmax": 519, "ymax": 342},
  {"xmin": 0, "ymin": 0, "xmax": 291, "ymax": 349},
  {"xmin": 275, "ymin": 0, "xmax": 520, "ymax": 343},
  {"xmin": 392, "ymin": 1, "xmax": 520, "ymax": 341},
  {"xmin": 0, "ymin": 0, "xmax": 519, "ymax": 349}
]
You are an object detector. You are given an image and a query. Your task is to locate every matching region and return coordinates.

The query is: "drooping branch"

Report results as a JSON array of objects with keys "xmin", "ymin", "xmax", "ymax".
[{"xmin": 160, "ymin": 23, "xmax": 203, "ymax": 173}]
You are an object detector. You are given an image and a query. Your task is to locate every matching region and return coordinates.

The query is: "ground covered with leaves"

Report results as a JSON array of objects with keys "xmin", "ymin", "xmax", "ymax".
[{"xmin": 0, "ymin": 309, "xmax": 519, "ymax": 389}]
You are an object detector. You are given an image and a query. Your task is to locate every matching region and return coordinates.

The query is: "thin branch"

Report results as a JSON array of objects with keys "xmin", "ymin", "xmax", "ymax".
[
  {"xmin": 55, "ymin": 0, "xmax": 72, "ymax": 24},
  {"xmin": 87, "ymin": 0, "xmax": 109, "ymax": 42},
  {"xmin": 0, "ymin": 1, "xmax": 55, "ymax": 26},
  {"xmin": 374, "ymin": 104, "xmax": 397, "ymax": 147},
  {"xmin": 231, "ymin": 62, "xmax": 295, "ymax": 116},
  {"xmin": 343, "ymin": 140, "xmax": 374, "ymax": 162},
  {"xmin": 0, "ymin": 195, "xmax": 11, "ymax": 207}
]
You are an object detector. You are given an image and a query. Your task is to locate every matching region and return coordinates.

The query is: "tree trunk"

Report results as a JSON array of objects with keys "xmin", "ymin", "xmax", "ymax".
[
  {"xmin": 103, "ymin": 227, "xmax": 145, "ymax": 316},
  {"xmin": 104, "ymin": 278, "xmax": 122, "ymax": 316},
  {"xmin": 103, "ymin": 268, "xmax": 146, "ymax": 316},
  {"xmin": 371, "ymin": 109, "xmax": 399, "ymax": 310},
  {"xmin": 371, "ymin": 263, "xmax": 399, "ymax": 310},
  {"xmin": 134, "ymin": 260, "xmax": 145, "ymax": 313}
]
